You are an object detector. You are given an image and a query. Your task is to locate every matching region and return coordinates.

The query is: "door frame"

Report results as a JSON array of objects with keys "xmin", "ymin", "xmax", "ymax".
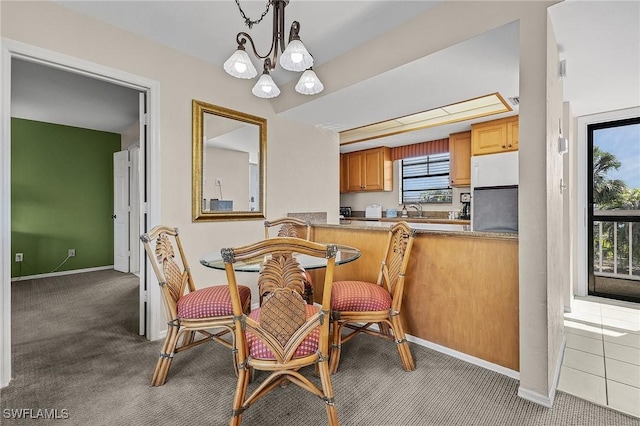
[
  {"xmin": 0, "ymin": 38, "xmax": 162, "ymax": 387},
  {"xmin": 587, "ymin": 116, "xmax": 640, "ymax": 302},
  {"xmin": 576, "ymin": 107, "xmax": 640, "ymax": 299}
]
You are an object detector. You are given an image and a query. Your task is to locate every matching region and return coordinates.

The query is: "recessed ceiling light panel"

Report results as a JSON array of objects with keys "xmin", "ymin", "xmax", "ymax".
[{"xmin": 339, "ymin": 93, "xmax": 512, "ymax": 145}]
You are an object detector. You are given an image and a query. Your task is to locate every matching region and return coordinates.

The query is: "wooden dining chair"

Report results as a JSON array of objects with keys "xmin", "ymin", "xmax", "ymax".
[
  {"xmin": 140, "ymin": 225, "xmax": 252, "ymax": 386},
  {"xmin": 264, "ymin": 217, "xmax": 312, "ymax": 240},
  {"xmin": 330, "ymin": 221, "xmax": 416, "ymax": 374},
  {"xmin": 221, "ymin": 237, "xmax": 339, "ymax": 426},
  {"xmin": 264, "ymin": 218, "xmax": 314, "ymax": 304}
]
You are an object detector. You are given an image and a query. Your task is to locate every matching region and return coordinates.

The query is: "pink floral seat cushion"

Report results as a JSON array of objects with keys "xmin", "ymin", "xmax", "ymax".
[
  {"xmin": 247, "ymin": 304, "xmax": 320, "ymax": 360},
  {"xmin": 331, "ymin": 280, "xmax": 392, "ymax": 312},
  {"xmin": 177, "ymin": 285, "xmax": 251, "ymax": 319}
]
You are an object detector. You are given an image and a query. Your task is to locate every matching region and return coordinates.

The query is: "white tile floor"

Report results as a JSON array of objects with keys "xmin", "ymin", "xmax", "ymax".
[{"xmin": 558, "ymin": 296, "xmax": 640, "ymax": 418}]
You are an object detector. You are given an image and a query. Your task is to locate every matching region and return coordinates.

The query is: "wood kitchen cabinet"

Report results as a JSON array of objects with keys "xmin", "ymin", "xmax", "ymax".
[
  {"xmin": 339, "ymin": 154, "xmax": 347, "ymax": 193},
  {"xmin": 471, "ymin": 116, "xmax": 519, "ymax": 156},
  {"xmin": 449, "ymin": 131, "xmax": 471, "ymax": 187},
  {"xmin": 343, "ymin": 146, "xmax": 392, "ymax": 192}
]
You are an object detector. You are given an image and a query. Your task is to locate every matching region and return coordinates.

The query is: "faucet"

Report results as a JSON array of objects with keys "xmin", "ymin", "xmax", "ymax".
[{"xmin": 408, "ymin": 204, "xmax": 423, "ymax": 217}]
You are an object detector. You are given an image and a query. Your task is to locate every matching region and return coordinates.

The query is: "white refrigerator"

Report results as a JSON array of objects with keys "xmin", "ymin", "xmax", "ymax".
[
  {"xmin": 471, "ymin": 151, "xmax": 519, "ymax": 189},
  {"xmin": 470, "ymin": 151, "xmax": 519, "ymax": 233}
]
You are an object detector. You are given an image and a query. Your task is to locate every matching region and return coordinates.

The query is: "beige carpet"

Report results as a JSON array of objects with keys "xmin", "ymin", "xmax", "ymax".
[{"xmin": 1, "ymin": 270, "xmax": 638, "ymax": 425}]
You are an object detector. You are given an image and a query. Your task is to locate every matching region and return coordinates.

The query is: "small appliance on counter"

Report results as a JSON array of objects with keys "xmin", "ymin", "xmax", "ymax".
[
  {"xmin": 339, "ymin": 207, "xmax": 352, "ymax": 218},
  {"xmin": 365, "ymin": 204, "xmax": 382, "ymax": 219},
  {"xmin": 460, "ymin": 193, "xmax": 471, "ymax": 220}
]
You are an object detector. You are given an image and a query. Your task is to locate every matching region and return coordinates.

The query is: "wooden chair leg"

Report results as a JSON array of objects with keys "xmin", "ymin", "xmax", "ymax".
[
  {"xmin": 152, "ymin": 324, "xmax": 180, "ymax": 386},
  {"xmin": 329, "ymin": 320, "xmax": 342, "ymax": 374},
  {"xmin": 390, "ymin": 317, "xmax": 415, "ymax": 372},
  {"xmin": 318, "ymin": 358, "xmax": 339, "ymax": 425},
  {"xmin": 379, "ymin": 322, "xmax": 392, "ymax": 337},
  {"xmin": 181, "ymin": 330, "xmax": 196, "ymax": 347},
  {"xmin": 230, "ymin": 367, "xmax": 251, "ymax": 426}
]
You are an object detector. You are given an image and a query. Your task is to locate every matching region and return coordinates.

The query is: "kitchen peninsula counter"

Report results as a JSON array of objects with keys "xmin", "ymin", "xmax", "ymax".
[
  {"xmin": 321, "ymin": 219, "xmax": 517, "ymax": 240},
  {"xmin": 309, "ymin": 220, "xmax": 519, "ymax": 371}
]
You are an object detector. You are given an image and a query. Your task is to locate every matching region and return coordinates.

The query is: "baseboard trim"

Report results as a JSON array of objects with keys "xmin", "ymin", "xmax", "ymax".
[
  {"xmin": 549, "ymin": 335, "xmax": 567, "ymax": 403},
  {"xmin": 517, "ymin": 387, "xmax": 553, "ymax": 408},
  {"xmin": 342, "ymin": 320, "xmax": 520, "ymax": 380},
  {"xmin": 11, "ymin": 265, "xmax": 114, "ymax": 282},
  {"xmin": 405, "ymin": 333, "xmax": 520, "ymax": 380},
  {"xmin": 517, "ymin": 336, "xmax": 566, "ymax": 408}
]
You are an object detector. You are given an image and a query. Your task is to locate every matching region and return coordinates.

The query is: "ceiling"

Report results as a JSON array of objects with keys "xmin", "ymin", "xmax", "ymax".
[{"xmin": 11, "ymin": 1, "xmax": 640, "ymax": 152}]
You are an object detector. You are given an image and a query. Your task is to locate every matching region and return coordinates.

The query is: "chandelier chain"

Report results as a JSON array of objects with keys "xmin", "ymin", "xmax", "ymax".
[{"xmin": 234, "ymin": 0, "xmax": 271, "ymax": 29}]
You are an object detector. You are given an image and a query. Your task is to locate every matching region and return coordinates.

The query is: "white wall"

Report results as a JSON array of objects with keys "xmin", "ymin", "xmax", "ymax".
[
  {"xmin": 204, "ymin": 147, "xmax": 249, "ymax": 211},
  {"xmin": 563, "ymin": 102, "xmax": 575, "ymax": 312},
  {"xmin": 544, "ymin": 15, "xmax": 565, "ymax": 400},
  {"xmin": 516, "ymin": 3, "xmax": 562, "ymax": 405},
  {"xmin": 121, "ymin": 120, "xmax": 139, "ymax": 150}
]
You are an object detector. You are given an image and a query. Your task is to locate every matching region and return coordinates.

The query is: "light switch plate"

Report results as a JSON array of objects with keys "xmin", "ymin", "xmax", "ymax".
[{"xmin": 460, "ymin": 193, "xmax": 471, "ymax": 202}]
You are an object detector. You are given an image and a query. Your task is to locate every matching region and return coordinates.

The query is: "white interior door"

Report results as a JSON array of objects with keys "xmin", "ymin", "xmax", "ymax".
[
  {"xmin": 113, "ymin": 150, "xmax": 130, "ymax": 273},
  {"xmin": 129, "ymin": 147, "xmax": 140, "ymax": 275}
]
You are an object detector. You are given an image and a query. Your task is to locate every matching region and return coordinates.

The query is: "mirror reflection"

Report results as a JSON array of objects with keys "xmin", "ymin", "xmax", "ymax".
[{"xmin": 192, "ymin": 100, "xmax": 266, "ymax": 221}]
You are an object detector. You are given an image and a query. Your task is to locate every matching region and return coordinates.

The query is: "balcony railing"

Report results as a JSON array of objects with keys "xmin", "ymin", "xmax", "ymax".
[{"xmin": 593, "ymin": 218, "xmax": 640, "ymax": 281}]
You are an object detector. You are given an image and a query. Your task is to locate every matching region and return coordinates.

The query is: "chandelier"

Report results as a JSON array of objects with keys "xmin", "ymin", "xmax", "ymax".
[{"xmin": 224, "ymin": 0, "xmax": 324, "ymax": 99}]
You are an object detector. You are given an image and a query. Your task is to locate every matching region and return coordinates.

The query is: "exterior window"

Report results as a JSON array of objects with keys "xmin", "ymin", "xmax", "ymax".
[{"xmin": 399, "ymin": 153, "xmax": 452, "ymax": 204}]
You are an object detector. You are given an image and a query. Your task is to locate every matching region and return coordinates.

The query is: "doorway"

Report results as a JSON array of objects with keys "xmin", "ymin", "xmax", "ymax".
[
  {"xmin": 11, "ymin": 57, "xmax": 144, "ymax": 320},
  {"xmin": 588, "ymin": 116, "xmax": 640, "ymax": 302},
  {"xmin": 1, "ymin": 40, "xmax": 162, "ymax": 387}
]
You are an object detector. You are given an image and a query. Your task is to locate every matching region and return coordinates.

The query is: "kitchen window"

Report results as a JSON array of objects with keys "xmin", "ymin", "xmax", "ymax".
[{"xmin": 399, "ymin": 153, "xmax": 452, "ymax": 204}]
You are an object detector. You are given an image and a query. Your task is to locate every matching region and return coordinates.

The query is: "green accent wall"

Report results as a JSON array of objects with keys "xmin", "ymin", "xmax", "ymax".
[{"xmin": 11, "ymin": 118, "xmax": 121, "ymax": 278}]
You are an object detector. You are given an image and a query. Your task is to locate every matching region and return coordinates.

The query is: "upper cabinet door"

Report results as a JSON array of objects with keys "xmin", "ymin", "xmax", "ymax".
[
  {"xmin": 362, "ymin": 148, "xmax": 385, "ymax": 190},
  {"xmin": 339, "ymin": 154, "xmax": 347, "ymax": 194},
  {"xmin": 507, "ymin": 119, "xmax": 519, "ymax": 151},
  {"xmin": 342, "ymin": 147, "xmax": 392, "ymax": 192},
  {"xmin": 345, "ymin": 151, "xmax": 364, "ymax": 191},
  {"xmin": 471, "ymin": 116, "xmax": 519, "ymax": 156},
  {"xmin": 449, "ymin": 131, "xmax": 471, "ymax": 187}
]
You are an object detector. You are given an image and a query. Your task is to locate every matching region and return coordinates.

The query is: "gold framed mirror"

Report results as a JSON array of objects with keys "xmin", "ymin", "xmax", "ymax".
[{"xmin": 192, "ymin": 100, "xmax": 266, "ymax": 221}]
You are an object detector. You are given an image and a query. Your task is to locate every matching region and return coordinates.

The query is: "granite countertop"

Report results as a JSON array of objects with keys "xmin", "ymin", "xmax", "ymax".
[
  {"xmin": 346, "ymin": 216, "xmax": 470, "ymax": 225},
  {"xmin": 379, "ymin": 217, "xmax": 471, "ymax": 225},
  {"xmin": 314, "ymin": 220, "xmax": 518, "ymax": 240}
]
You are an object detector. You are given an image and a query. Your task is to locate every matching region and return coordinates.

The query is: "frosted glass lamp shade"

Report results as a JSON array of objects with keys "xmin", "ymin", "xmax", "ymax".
[
  {"xmin": 280, "ymin": 40, "xmax": 313, "ymax": 72},
  {"xmin": 224, "ymin": 49, "xmax": 258, "ymax": 79},
  {"xmin": 252, "ymin": 73, "xmax": 281, "ymax": 98},
  {"xmin": 295, "ymin": 69, "xmax": 324, "ymax": 95}
]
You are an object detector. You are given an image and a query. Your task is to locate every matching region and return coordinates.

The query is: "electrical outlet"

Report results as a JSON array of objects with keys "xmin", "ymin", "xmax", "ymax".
[
  {"xmin": 68, "ymin": 249, "xmax": 76, "ymax": 257},
  {"xmin": 215, "ymin": 178, "xmax": 222, "ymax": 186},
  {"xmin": 15, "ymin": 253, "xmax": 23, "ymax": 262}
]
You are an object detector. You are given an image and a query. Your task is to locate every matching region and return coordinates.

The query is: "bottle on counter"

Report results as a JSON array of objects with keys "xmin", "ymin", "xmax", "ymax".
[{"xmin": 401, "ymin": 205, "xmax": 408, "ymax": 217}]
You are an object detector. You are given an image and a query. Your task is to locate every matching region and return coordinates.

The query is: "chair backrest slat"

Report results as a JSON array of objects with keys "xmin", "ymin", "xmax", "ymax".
[
  {"xmin": 140, "ymin": 226, "xmax": 195, "ymax": 320},
  {"xmin": 264, "ymin": 218, "xmax": 312, "ymax": 240},
  {"xmin": 380, "ymin": 222, "xmax": 415, "ymax": 297},
  {"xmin": 222, "ymin": 237, "xmax": 336, "ymax": 364}
]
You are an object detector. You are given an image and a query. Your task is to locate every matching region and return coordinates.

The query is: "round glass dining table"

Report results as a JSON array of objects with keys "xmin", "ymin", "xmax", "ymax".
[{"xmin": 200, "ymin": 243, "xmax": 361, "ymax": 272}]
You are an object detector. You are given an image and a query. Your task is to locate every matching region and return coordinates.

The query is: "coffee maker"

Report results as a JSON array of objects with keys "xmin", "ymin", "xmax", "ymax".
[
  {"xmin": 460, "ymin": 193, "xmax": 471, "ymax": 220},
  {"xmin": 339, "ymin": 206, "xmax": 352, "ymax": 218}
]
